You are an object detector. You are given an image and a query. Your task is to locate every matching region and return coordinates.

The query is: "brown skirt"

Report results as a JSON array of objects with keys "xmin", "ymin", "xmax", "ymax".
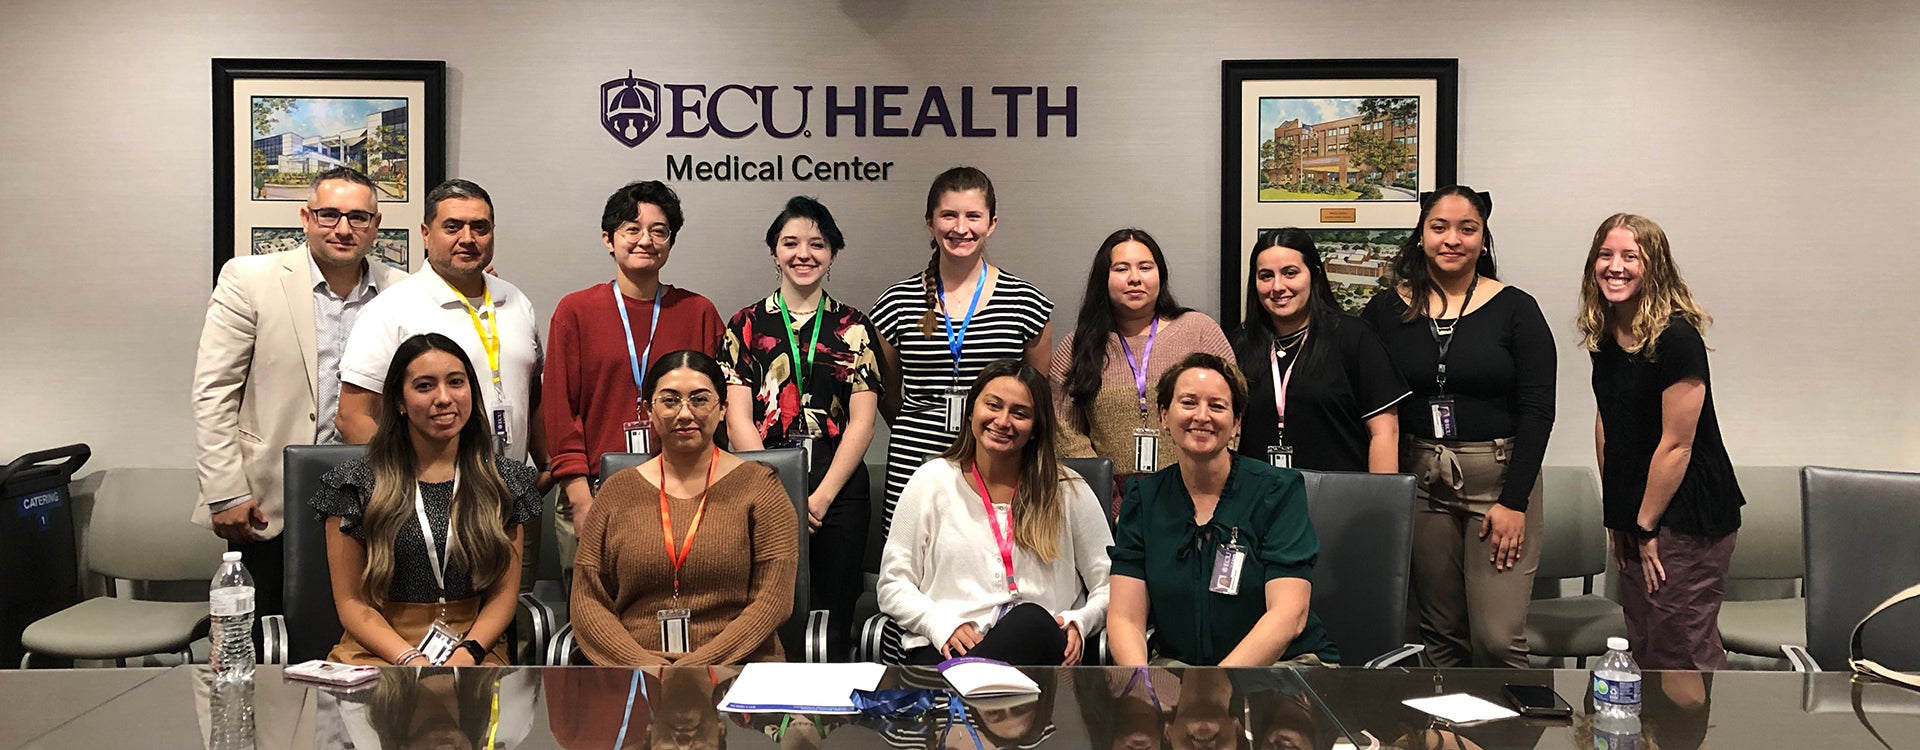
[{"xmin": 328, "ymin": 597, "xmax": 510, "ymax": 666}]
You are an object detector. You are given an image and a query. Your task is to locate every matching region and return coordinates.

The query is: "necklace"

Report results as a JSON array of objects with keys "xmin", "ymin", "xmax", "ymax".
[{"xmin": 1272, "ymin": 326, "xmax": 1309, "ymax": 358}]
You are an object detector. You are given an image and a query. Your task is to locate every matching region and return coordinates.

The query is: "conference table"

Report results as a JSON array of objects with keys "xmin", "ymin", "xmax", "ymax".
[{"xmin": 8, "ymin": 663, "xmax": 1919, "ymax": 749}]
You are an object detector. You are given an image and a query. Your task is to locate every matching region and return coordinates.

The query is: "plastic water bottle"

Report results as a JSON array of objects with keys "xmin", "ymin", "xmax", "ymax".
[
  {"xmin": 209, "ymin": 551, "xmax": 256, "ymax": 684},
  {"xmin": 208, "ymin": 675, "xmax": 256, "ymax": 750},
  {"xmin": 1591, "ymin": 636, "xmax": 1643, "ymax": 747}
]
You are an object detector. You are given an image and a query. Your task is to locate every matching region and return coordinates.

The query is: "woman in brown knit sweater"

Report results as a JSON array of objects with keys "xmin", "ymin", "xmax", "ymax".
[{"xmin": 570, "ymin": 350, "xmax": 799, "ymax": 665}]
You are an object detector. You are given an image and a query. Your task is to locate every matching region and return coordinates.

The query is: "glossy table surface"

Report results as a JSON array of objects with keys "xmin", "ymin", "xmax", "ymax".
[{"xmin": 9, "ymin": 664, "xmax": 1920, "ymax": 749}]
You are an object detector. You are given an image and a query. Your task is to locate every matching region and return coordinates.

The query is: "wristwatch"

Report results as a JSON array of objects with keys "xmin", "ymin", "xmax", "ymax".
[
  {"xmin": 1632, "ymin": 522, "xmax": 1660, "ymax": 541},
  {"xmin": 458, "ymin": 640, "xmax": 488, "ymax": 664}
]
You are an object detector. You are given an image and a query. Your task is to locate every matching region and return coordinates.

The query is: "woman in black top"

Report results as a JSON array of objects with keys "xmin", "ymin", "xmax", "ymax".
[
  {"xmin": 1580, "ymin": 212, "xmax": 1742, "ymax": 670},
  {"xmin": 1231, "ymin": 228, "xmax": 1409, "ymax": 472},
  {"xmin": 1360, "ymin": 186, "xmax": 1556, "ymax": 669},
  {"xmin": 721, "ymin": 195, "xmax": 884, "ymax": 661}
]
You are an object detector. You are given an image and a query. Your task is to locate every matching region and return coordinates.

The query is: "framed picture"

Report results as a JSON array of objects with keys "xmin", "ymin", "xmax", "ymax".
[
  {"xmin": 1221, "ymin": 59, "xmax": 1456, "ymax": 327},
  {"xmin": 212, "ymin": 58, "xmax": 446, "ymax": 284}
]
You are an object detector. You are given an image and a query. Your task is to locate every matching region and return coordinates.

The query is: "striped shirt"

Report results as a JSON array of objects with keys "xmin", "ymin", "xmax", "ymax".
[{"xmin": 870, "ymin": 266, "xmax": 1053, "ymax": 530}]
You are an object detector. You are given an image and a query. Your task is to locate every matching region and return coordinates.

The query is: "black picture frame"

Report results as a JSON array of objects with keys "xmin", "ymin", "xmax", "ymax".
[
  {"xmin": 212, "ymin": 58, "xmax": 446, "ymax": 285},
  {"xmin": 1220, "ymin": 58, "xmax": 1457, "ymax": 329}
]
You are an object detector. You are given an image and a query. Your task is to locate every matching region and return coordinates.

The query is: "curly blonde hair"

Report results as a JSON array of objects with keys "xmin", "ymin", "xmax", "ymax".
[{"xmin": 1576, "ymin": 213, "xmax": 1711, "ymax": 357}]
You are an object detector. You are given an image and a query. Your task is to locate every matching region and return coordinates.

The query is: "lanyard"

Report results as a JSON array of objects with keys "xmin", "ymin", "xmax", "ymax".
[
  {"xmin": 935, "ymin": 265, "xmax": 988, "ymax": 381},
  {"xmin": 1267, "ymin": 331, "xmax": 1305, "ymax": 430},
  {"xmin": 483, "ymin": 677, "xmax": 502, "ymax": 750},
  {"xmin": 449, "ymin": 283, "xmax": 503, "ymax": 396},
  {"xmin": 1427, "ymin": 274, "xmax": 1478, "ymax": 394},
  {"xmin": 412, "ymin": 468, "xmax": 460, "ymax": 605},
  {"xmin": 658, "ymin": 446, "xmax": 719, "ymax": 597},
  {"xmin": 613, "ymin": 669, "xmax": 648, "ymax": 750},
  {"xmin": 614, "ymin": 281, "xmax": 666, "ymax": 399},
  {"xmin": 775, "ymin": 292, "xmax": 827, "ymax": 419},
  {"xmin": 968, "ymin": 461, "xmax": 1021, "ymax": 597},
  {"xmin": 1118, "ymin": 318, "xmax": 1159, "ymax": 418},
  {"xmin": 1122, "ymin": 667, "xmax": 1163, "ymax": 712},
  {"xmin": 942, "ymin": 695, "xmax": 987, "ymax": 750}
]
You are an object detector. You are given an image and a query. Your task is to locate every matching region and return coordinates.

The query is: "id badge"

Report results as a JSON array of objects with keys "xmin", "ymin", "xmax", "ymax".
[
  {"xmin": 625, "ymin": 420, "xmax": 654, "ymax": 454},
  {"xmin": 1132, "ymin": 428, "xmax": 1160, "ymax": 473},
  {"xmin": 491, "ymin": 406, "xmax": 511, "ymax": 440},
  {"xmin": 1210, "ymin": 542, "xmax": 1247, "ymax": 596},
  {"xmin": 416, "ymin": 619, "xmax": 465, "ymax": 665},
  {"xmin": 1266, "ymin": 444, "xmax": 1293, "ymax": 468},
  {"xmin": 943, "ymin": 387, "xmax": 969, "ymax": 433},
  {"xmin": 657, "ymin": 608, "xmax": 692, "ymax": 653},
  {"xmin": 787, "ymin": 428, "xmax": 816, "ymax": 467},
  {"xmin": 1429, "ymin": 397, "xmax": 1458, "ymax": 439}
]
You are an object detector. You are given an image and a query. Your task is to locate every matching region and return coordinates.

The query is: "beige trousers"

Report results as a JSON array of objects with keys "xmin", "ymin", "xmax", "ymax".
[{"xmin": 1403, "ymin": 435, "xmax": 1543, "ymax": 669}]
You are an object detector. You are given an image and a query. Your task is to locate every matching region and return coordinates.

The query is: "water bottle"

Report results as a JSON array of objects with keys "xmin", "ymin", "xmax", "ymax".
[
  {"xmin": 208, "ymin": 673, "xmax": 256, "ymax": 750},
  {"xmin": 1591, "ymin": 636, "xmax": 1643, "ymax": 747},
  {"xmin": 209, "ymin": 551, "xmax": 256, "ymax": 684}
]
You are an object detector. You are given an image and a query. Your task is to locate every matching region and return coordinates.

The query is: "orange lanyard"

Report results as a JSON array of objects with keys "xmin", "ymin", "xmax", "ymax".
[{"xmin": 658, "ymin": 446, "xmax": 718, "ymax": 597}]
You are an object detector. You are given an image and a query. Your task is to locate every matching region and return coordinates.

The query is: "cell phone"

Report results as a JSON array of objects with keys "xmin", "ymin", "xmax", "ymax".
[
  {"xmin": 1502, "ymin": 683, "xmax": 1572, "ymax": 718},
  {"xmin": 284, "ymin": 660, "xmax": 380, "ymax": 688}
]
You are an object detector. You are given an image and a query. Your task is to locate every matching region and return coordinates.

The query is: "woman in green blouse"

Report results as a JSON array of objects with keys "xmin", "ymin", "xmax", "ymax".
[{"xmin": 1106, "ymin": 352, "xmax": 1337, "ymax": 666}]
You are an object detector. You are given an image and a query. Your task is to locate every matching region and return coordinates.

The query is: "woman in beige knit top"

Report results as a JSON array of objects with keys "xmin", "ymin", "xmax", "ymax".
[
  {"xmin": 1051, "ymin": 229, "xmax": 1234, "ymax": 515},
  {"xmin": 570, "ymin": 350, "xmax": 799, "ymax": 665}
]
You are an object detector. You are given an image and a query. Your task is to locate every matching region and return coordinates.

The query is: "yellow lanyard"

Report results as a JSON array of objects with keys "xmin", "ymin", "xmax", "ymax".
[{"xmin": 450, "ymin": 282, "xmax": 503, "ymax": 395}]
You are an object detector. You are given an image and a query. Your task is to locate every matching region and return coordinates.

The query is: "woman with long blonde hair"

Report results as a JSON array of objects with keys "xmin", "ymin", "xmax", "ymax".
[
  {"xmin": 878, "ymin": 358, "xmax": 1111, "ymax": 665},
  {"xmin": 1580, "ymin": 212, "xmax": 1744, "ymax": 670},
  {"xmin": 312, "ymin": 333, "xmax": 541, "ymax": 666}
]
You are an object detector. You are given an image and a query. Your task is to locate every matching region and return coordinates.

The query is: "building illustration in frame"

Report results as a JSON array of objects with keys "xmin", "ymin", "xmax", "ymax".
[{"xmin": 1258, "ymin": 97, "xmax": 1419, "ymax": 202}]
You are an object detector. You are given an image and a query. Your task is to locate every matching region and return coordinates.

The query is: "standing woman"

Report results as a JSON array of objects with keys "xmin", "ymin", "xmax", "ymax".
[
  {"xmin": 1051, "ymin": 228, "xmax": 1233, "ymax": 513},
  {"xmin": 872, "ymin": 166, "xmax": 1054, "ymax": 530},
  {"xmin": 1231, "ymin": 228, "xmax": 1409, "ymax": 472},
  {"xmin": 1359, "ymin": 186, "xmax": 1556, "ymax": 669},
  {"xmin": 312, "ymin": 333, "xmax": 542, "ymax": 666},
  {"xmin": 1580, "ymin": 213, "xmax": 1743, "ymax": 670},
  {"xmin": 721, "ymin": 195, "xmax": 884, "ymax": 662}
]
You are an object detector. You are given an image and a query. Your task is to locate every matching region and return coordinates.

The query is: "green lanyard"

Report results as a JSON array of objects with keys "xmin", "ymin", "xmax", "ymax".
[{"xmin": 775, "ymin": 292, "xmax": 827, "ymax": 421}]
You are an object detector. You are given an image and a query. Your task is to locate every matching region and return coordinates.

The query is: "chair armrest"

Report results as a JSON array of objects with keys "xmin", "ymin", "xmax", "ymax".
[
  {"xmin": 804, "ymin": 609, "xmax": 831, "ymax": 663},
  {"xmin": 857, "ymin": 613, "xmax": 893, "ymax": 664},
  {"xmin": 549, "ymin": 623, "xmax": 575, "ymax": 666},
  {"xmin": 519, "ymin": 592, "xmax": 553, "ymax": 665},
  {"xmin": 260, "ymin": 614, "xmax": 288, "ymax": 665},
  {"xmin": 1363, "ymin": 643, "xmax": 1424, "ymax": 669},
  {"xmin": 1782, "ymin": 643, "xmax": 1821, "ymax": 673}
]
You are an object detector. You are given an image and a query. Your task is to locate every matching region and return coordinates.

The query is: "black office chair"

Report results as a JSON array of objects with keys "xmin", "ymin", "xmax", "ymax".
[
  {"xmin": 857, "ymin": 458, "xmax": 1114, "ymax": 665},
  {"xmin": 548, "ymin": 448, "xmax": 829, "ymax": 664},
  {"xmin": 1785, "ymin": 466, "xmax": 1920, "ymax": 673},
  {"xmin": 1297, "ymin": 469, "xmax": 1423, "ymax": 668},
  {"xmin": 264, "ymin": 445, "xmax": 555, "ymax": 664}
]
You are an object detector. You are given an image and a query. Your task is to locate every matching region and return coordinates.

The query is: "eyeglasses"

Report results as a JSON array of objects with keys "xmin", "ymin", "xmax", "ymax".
[
  {"xmin": 310, "ymin": 208, "xmax": 376, "ymax": 229},
  {"xmin": 616, "ymin": 224, "xmax": 673, "ymax": 244},
  {"xmin": 651, "ymin": 393, "xmax": 718, "ymax": 414}
]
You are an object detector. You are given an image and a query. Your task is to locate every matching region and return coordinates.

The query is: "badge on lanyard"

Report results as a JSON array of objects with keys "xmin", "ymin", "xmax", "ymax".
[
  {"xmin": 971, "ymin": 462, "xmax": 1022, "ymax": 600},
  {"xmin": 787, "ymin": 431, "xmax": 816, "ymax": 468},
  {"xmin": 1428, "ymin": 276, "xmax": 1475, "ymax": 441},
  {"xmin": 1267, "ymin": 333, "xmax": 1303, "ymax": 469},
  {"xmin": 616, "ymin": 281, "xmax": 665, "ymax": 450},
  {"xmin": 656, "ymin": 446, "xmax": 717, "ymax": 652},
  {"xmin": 657, "ymin": 608, "xmax": 692, "ymax": 653},
  {"xmin": 1121, "ymin": 319, "xmax": 1161, "ymax": 474},
  {"xmin": 1210, "ymin": 527, "xmax": 1248, "ymax": 596},
  {"xmin": 412, "ymin": 471, "xmax": 467, "ymax": 663},
  {"xmin": 625, "ymin": 417, "xmax": 655, "ymax": 454},
  {"xmin": 937, "ymin": 266, "xmax": 987, "ymax": 435},
  {"xmin": 1429, "ymin": 398, "xmax": 1458, "ymax": 439},
  {"xmin": 776, "ymin": 293, "xmax": 827, "ymax": 466},
  {"xmin": 1266, "ymin": 443, "xmax": 1294, "ymax": 468},
  {"xmin": 1132, "ymin": 428, "xmax": 1160, "ymax": 473}
]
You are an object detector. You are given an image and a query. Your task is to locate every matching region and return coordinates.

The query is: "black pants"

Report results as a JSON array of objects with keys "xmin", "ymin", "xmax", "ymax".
[
  {"xmin": 230, "ymin": 533, "xmax": 285, "ymax": 652},
  {"xmin": 810, "ymin": 463, "xmax": 870, "ymax": 662},
  {"xmin": 905, "ymin": 603, "xmax": 1068, "ymax": 666}
]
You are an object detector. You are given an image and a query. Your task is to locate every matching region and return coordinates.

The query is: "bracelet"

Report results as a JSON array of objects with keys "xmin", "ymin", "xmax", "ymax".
[
  {"xmin": 396, "ymin": 648, "xmax": 425, "ymax": 666},
  {"xmin": 458, "ymin": 640, "xmax": 488, "ymax": 664}
]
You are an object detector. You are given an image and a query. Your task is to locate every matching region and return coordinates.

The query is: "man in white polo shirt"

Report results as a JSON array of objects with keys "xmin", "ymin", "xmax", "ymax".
[{"xmin": 336, "ymin": 179, "xmax": 549, "ymax": 474}]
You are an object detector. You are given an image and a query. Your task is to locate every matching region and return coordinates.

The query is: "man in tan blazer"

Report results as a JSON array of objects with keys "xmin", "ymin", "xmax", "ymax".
[{"xmin": 191, "ymin": 166, "xmax": 407, "ymax": 627}]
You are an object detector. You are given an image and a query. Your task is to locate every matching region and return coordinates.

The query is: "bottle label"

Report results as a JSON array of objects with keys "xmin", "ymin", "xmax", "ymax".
[
  {"xmin": 1592, "ymin": 674, "xmax": 1641, "ymax": 705},
  {"xmin": 211, "ymin": 586, "xmax": 255, "ymax": 617}
]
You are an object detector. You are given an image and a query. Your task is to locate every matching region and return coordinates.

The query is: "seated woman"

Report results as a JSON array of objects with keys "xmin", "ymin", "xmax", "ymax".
[
  {"xmin": 312, "ymin": 333, "xmax": 541, "ymax": 666},
  {"xmin": 1107, "ymin": 352, "xmax": 1339, "ymax": 667},
  {"xmin": 571, "ymin": 350, "xmax": 799, "ymax": 665},
  {"xmin": 878, "ymin": 358, "xmax": 1112, "ymax": 666}
]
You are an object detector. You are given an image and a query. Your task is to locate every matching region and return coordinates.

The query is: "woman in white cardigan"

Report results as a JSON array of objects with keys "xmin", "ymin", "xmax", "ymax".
[{"xmin": 879, "ymin": 358, "xmax": 1113, "ymax": 665}]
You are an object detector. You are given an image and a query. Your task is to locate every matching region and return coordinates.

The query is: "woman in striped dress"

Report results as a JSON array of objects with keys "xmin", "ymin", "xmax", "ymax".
[{"xmin": 872, "ymin": 166, "xmax": 1054, "ymax": 530}]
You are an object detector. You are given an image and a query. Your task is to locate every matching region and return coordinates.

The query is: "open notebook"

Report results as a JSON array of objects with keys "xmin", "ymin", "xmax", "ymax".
[{"xmin": 937, "ymin": 657, "xmax": 1041, "ymax": 699}]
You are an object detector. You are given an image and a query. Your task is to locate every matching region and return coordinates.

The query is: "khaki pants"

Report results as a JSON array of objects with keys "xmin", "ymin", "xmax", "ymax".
[{"xmin": 1403, "ymin": 435, "xmax": 1542, "ymax": 669}]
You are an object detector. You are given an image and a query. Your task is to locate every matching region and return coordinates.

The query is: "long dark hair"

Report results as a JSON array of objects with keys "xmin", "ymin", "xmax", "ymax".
[
  {"xmin": 1391, "ymin": 185, "xmax": 1497, "ymax": 323},
  {"xmin": 1230, "ymin": 228, "xmax": 1343, "ymax": 380},
  {"xmin": 917, "ymin": 166, "xmax": 997, "ymax": 336},
  {"xmin": 361, "ymin": 333, "xmax": 515, "ymax": 609},
  {"xmin": 1064, "ymin": 228, "xmax": 1191, "ymax": 438},
  {"xmin": 937, "ymin": 359, "xmax": 1077, "ymax": 563}
]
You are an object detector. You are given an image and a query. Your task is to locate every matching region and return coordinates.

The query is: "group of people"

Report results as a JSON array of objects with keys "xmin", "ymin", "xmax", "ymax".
[{"xmin": 193, "ymin": 163, "xmax": 1745, "ymax": 672}]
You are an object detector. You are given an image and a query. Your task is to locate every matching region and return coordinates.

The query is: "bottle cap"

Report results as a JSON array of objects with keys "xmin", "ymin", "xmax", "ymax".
[
  {"xmin": 1607, "ymin": 637, "xmax": 1629, "ymax": 652},
  {"xmin": 222, "ymin": 551, "xmax": 243, "ymax": 562}
]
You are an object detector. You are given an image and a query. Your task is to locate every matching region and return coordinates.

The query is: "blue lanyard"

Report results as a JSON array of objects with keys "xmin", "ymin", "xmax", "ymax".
[
  {"xmin": 614, "ymin": 282, "xmax": 666, "ymax": 394},
  {"xmin": 612, "ymin": 669, "xmax": 648, "ymax": 750},
  {"xmin": 942, "ymin": 694, "xmax": 986, "ymax": 750},
  {"xmin": 935, "ymin": 266, "xmax": 988, "ymax": 380}
]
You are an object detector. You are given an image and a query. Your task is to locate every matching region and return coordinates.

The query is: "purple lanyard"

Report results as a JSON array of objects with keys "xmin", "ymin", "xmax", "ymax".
[{"xmin": 1118, "ymin": 319, "xmax": 1159, "ymax": 415}]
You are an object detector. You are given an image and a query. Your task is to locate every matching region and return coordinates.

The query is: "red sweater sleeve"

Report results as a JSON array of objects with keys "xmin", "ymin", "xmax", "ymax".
[{"xmin": 543, "ymin": 293, "xmax": 592, "ymax": 481}]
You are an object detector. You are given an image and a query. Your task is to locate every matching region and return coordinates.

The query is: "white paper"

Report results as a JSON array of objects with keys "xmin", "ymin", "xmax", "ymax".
[
  {"xmin": 939, "ymin": 657, "xmax": 1041, "ymax": 698},
  {"xmin": 1400, "ymin": 693, "xmax": 1520, "ymax": 724},
  {"xmin": 717, "ymin": 662, "xmax": 886, "ymax": 714}
]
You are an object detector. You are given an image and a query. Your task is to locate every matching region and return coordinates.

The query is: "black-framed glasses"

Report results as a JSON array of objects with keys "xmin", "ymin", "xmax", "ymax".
[{"xmin": 310, "ymin": 208, "xmax": 376, "ymax": 229}]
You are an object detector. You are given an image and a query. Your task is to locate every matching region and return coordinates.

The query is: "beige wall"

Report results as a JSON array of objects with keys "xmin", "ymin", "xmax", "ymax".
[{"xmin": 2, "ymin": 0, "xmax": 1916, "ymax": 475}]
